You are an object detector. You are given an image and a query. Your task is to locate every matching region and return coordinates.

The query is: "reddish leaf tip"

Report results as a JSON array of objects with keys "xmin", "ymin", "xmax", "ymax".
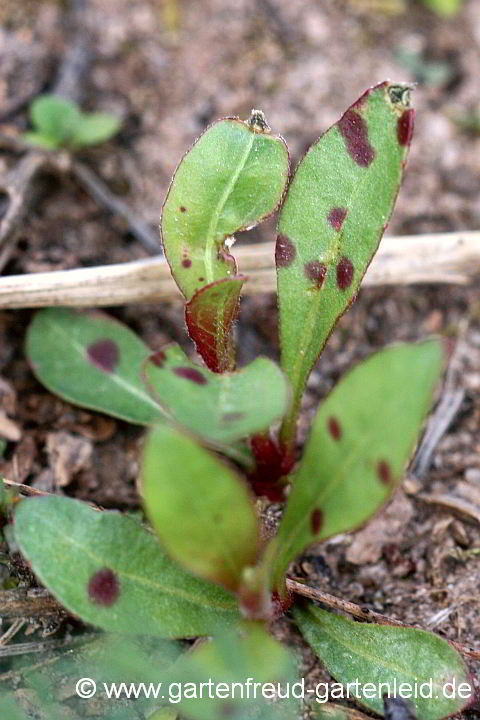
[
  {"xmin": 88, "ymin": 568, "xmax": 120, "ymax": 607},
  {"xmin": 304, "ymin": 261, "xmax": 327, "ymax": 289},
  {"xmin": 336, "ymin": 256, "xmax": 354, "ymax": 290},
  {"xmin": 276, "ymin": 234, "xmax": 296, "ymax": 268},
  {"xmin": 173, "ymin": 366, "xmax": 208, "ymax": 384},
  {"xmin": 86, "ymin": 339, "xmax": 119, "ymax": 373}
]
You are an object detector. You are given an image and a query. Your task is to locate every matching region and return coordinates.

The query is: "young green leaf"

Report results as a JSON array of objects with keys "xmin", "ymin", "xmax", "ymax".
[
  {"xmin": 185, "ymin": 277, "xmax": 245, "ymax": 372},
  {"xmin": 268, "ymin": 341, "xmax": 443, "ymax": 590},
  {"xmin": 164, "ymin": 624, "xmax": 299, "ymax": 720},
  {"xmin": 143, "ymin": 424, "xmax": 258, "ymax": 592},
  {"xmin": 295, "ymin": 605, "xmax": 473, "ymax": 720},
  {"xmin": 421, "ymin": 0, "xmax": 464, "ymax": 16},
  {"xmin": 72, "ymin": 112, "xmax": 121, "ymax": 147},
  {"xmin": 162, "ymin": 114, "xmax": 289, "ymax": 301},
  {"xmin": 30, "ymin": 95, "xmax": 82, "ymax": 146},
  {"xmin": 22, "ymin": 131, "xmax": 62, "ymax": 150},
  {"xmin": 15, "ymin": 496, "xmax": 240, "ymax": 637},
  {"xmin": 144, "ymin": 345, "xmax": 289, "ymax": 445},
  {"xmin": 276, "ymin": 82, "xmax": 415, "ymax": 448},
  {"xmin": 26, "ymin": 307, "xmax": 165, "ymax": 425}
]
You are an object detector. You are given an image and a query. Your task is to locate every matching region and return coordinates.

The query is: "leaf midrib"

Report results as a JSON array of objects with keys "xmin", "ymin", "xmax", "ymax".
[{"xmin": 204, "ymin": 131, "xmax": 255, "ymax": 283}]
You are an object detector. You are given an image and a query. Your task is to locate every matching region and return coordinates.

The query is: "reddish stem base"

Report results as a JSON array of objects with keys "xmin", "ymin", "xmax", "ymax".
[{"xmin": 248, "ymin": 434, "xmax": 295, "ymax": 501}]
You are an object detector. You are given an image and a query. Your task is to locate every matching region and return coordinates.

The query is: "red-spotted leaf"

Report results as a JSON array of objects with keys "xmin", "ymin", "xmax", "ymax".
[
  {"xmin": 26, "ymin": 308, "xmax": 289, "ymax": 448},
  {"xmin": 162, "ymin": 113, "xmax": 289, "ymax": 302},
  {"xmin": 268, "ymin": 341, "xmax": 443, "ymax": 591},
  {"xmin": 185, "ymin": 277, "xmax": 246, "ymax": 372},
  {"xmin": 144, "ymin": 345, "xmax": 289, "ymax": 445},
  {"xmin": 14, "ymin": 496, "xmax": 240, "ymax": 637},
  {"xmin": 295, "ymin": 605, "xmax": 473, "ymax": 720},
  {"xmin": 143, "ymin": 424, "xmax": 258, "ymax": 592},
  {"xmin": 26, "ymin": 307, "xmax": 165, "ymax": 425},
  {"xmin": 276, "ymin": 82, "xmax": 415, "ymax": 448}
]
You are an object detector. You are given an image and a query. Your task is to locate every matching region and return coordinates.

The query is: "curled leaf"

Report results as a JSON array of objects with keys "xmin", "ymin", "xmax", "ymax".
[
  {"xmin": 162, "ymin": 115, "xmax": 289, "ymax": 301},
  {"xmin": 185, "ymin": 277, "xmax": 246, "ymax": 372}
]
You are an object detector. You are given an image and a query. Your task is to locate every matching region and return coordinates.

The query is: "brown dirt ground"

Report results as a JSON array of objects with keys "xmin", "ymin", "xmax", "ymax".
[{"xmin": 0, "ymin": 0, "xmax": 479, "ymax": 718}]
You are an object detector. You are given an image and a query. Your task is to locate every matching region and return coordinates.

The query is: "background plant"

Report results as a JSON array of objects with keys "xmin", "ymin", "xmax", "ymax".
[
  {"xmin": 7, "ymin": 83, "xmax": 475, "ymax": 720},
  {"xmin": 420, "ymin": 0, "xmax": 465, "ymax": 16},
  {"xmin": 23, "ymin": 95, "xmax": 121, "ymax": 151}
]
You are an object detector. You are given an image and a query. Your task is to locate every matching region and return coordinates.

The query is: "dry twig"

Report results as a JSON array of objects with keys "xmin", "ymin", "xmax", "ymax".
[{"xmin": 0, "ymin": 230, "xmax": 478, "ymax": 308}]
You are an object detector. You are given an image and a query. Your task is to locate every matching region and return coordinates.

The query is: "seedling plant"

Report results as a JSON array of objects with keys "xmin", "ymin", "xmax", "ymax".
[
  {"xmin": 23, "ymin": 95, "xmax": 121, "ymax": 151},
  {"xmin": 6, "ymin": 82, "xmax": 476, "ymax": 720}
]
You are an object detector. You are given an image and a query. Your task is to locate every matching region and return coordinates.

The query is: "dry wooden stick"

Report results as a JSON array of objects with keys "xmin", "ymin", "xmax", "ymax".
[
  {"xmin": 0, "ymin": 588, "xmax": 64, "ymax": 620},
  {"xmin": 0, "ymin": 230, "xmax": 479, "ymax": 309}
]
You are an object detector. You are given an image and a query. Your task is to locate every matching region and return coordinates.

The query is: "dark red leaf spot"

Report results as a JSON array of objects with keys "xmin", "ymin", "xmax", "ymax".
[
  {"xmin": 223, "ymin": 412, "xmax": 245, "ymax": 422},
  {"xmin": 88, "ymin": 568, "xmax": 120, "ymax": 606},
  {"xmin": 181, "ymin": 258, "xmax": 192, "ymax": 268},
  {"xmin": 311, "ymin": 508, "xmax": 324, "ymax": 535},
  {"xmin": 328, "ymin": 207, "xmax": 348, "ymax": 231},
  {"xmin": 150, "ymin": 350, "xmax": 166, "ymax": 367},
  {"xmin": 327, "ymin": 416, "xmax": 342, "ymax": 441},
  {"xmin": 377, "ymin": 459, "xmax": 393, "ymax": 485},
  {"xmin": 198, "ymin": 276, "xmax": 205, "ymax": 282},
  {"xmin": 338, "ymin": 109, "xmax": 375, "ymax": 167},
  {"xmin": 173, "ymin": 367, "xmax": 207, "ymax": 384},
  {"xmin": 336, "ymin": 256, "xmax": 354, "ymax": 290},
  {"xmin": 304, "ymin": 261, "xmax": 327, "ymax": 289},
  {"xmin": 275, "ymin": 234, "xmax": 296, "ymax": 268},
  {"xmin": 179, "ymin": 206, "xmax": 187, "ymax": 213},
  {"xmin": 397, "ymin": 109, "xmax": 415, "ymax": 147},
  {"xmin": 87, "ymin": 339, "xmax": 119, "ymax": 373}
]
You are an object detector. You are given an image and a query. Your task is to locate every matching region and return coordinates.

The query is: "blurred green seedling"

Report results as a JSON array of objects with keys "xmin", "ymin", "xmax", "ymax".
[
  {"xmin": 23, "ymin": 95, "xmax": 121, "ymax": 150},
  {"xmin": 12, "ymin": 84, "xmax": 475, "ymax": 720},
  {"xmin": 420, "ymin": 0, "xmax": 465, "ymax": 16}
]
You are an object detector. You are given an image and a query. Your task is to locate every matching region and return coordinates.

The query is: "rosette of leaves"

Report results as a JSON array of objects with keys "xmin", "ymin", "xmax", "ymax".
[{"xmin": 15, "ymin": 84, "xmax": 475, "ymax": 720}]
